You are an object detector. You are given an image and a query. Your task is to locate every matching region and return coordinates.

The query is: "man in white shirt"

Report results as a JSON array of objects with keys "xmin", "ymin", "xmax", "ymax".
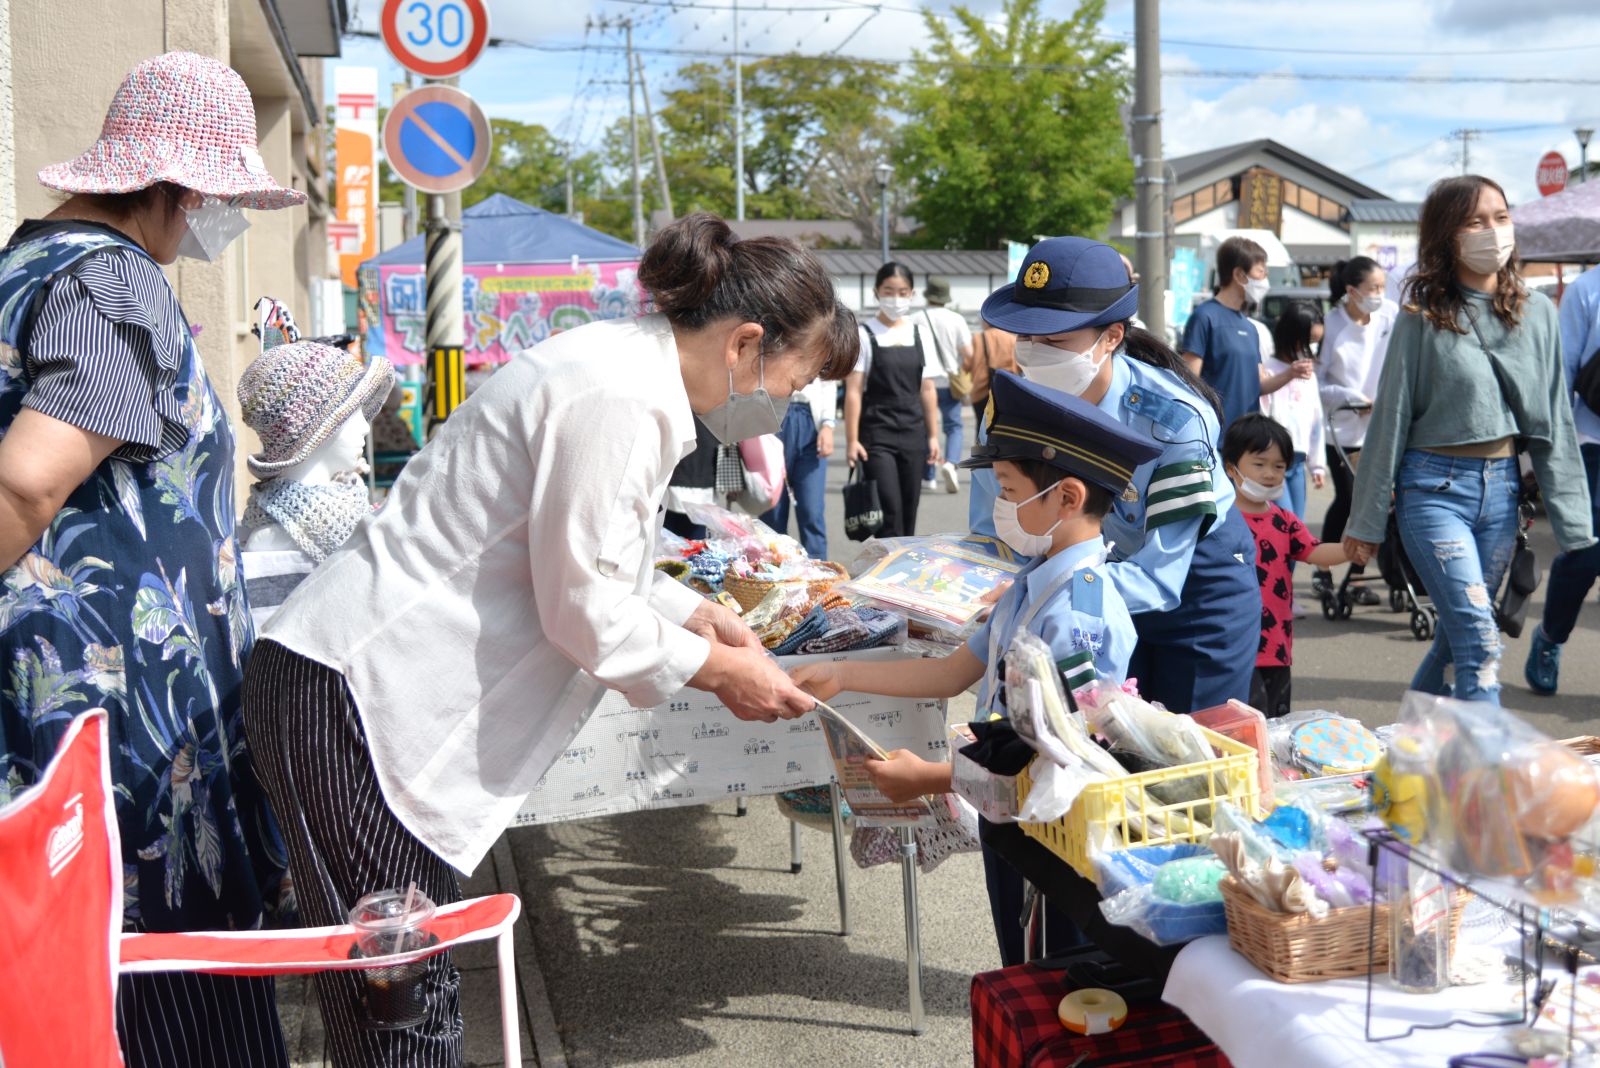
[{"xmin": 919, "ymin": 276, "xmax": 974, "ymax": 492}]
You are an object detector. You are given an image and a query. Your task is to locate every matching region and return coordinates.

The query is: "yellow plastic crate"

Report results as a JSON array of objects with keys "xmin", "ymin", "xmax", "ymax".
[{"xmin": 1015, "ymin": 724, "xmax": 1261, "ymax": 878}]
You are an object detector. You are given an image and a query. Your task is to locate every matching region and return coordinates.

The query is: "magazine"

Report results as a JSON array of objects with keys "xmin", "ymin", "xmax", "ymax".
[
  {"xmin": 844, "ymin": 537, "xmax": 1025, "ymax": 629},
  {"xmin": 813, "ymin": 700, "xmax": 933, "ymax": 826}
]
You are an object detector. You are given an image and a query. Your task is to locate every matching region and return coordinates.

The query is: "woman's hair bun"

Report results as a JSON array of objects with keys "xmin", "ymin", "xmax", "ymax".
[{"xmin": 638, "ymin": 212, "xmax": 737, "ymax": 315}]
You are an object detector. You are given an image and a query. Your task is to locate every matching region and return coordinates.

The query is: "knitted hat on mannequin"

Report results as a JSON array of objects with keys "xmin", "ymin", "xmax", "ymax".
[{"xmin": 238, "ymin": 340, "xmax": 395, "ymax": 478}]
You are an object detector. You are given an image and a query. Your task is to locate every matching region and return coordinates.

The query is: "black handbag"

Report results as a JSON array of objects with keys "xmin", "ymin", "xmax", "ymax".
[
  {"xmin": 842, "ymin": 462, "xmax": 884, "ymax": 541},
  {"xmin": 1574, "ymin": 346, "xmax": 1600, "ymax": 414},
  {"xmin": 1464, "ymin": 308, "xmax": 1543, "ymax": 638}
]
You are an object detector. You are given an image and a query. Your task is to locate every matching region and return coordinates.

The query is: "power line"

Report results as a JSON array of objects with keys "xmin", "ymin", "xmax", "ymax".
[{"xmin": 1105, "ymin": 32, "xmax": 1600, "ymax": 58}]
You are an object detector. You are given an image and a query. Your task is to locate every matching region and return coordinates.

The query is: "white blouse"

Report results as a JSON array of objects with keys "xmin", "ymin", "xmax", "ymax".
[
  {"xmin": 262, "ymin": 314, "xmax": 711, "ymax": 874},
  {"xmin": 1318, "ymin": 299, "xmax": 1397, "ymax": 449}
]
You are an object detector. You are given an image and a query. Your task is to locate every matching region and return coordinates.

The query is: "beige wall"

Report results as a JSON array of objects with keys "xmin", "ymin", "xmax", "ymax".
[{"xmin": 7, "ymin": 0, "xmax": 330, "ymax": 502}]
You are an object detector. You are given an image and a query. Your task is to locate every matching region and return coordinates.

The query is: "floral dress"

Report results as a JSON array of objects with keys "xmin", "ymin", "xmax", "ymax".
[{"xmin": 0, "ymin": 222, "xmax": 286, "ymax": 941}]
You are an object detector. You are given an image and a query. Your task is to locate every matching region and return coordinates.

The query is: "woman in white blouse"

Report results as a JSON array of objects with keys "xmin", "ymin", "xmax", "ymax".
[{"xmin": 240, "ymin": 214, "xmax": 857, "ymax": 1065}]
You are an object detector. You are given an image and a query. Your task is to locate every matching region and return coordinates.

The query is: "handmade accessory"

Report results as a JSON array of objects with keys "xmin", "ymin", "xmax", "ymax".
[
  {"xmin": 38, "ymin": 52, "xmax": 307, "ymax": 210},
  {"xmin": 238, "ymin": 340, "xmax": 395, "ymax": 478},
  {"xmin": 240, "ymin": 479, "xmax": 371, "ymax": 563},
  {"xmin": 1290, "ymin": 716, "xmax": 1382, "ymax": 775}
]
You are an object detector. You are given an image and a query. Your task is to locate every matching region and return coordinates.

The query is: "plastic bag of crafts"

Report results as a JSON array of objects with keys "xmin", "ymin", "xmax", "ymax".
[
  {"xmin": 1097, "ymin": 847, "xmax": 1228, "ymax": 945},
  {"xmin": 1076, "ymin": 682, "xmax": 1221, "ymax": 809},
  {"xmin": 1268, "ymin": 709, "xmax": 1383, "ymax": 778},
  {"xmin": 684, "ymin": 499, "xmax": 811, "ymax": 570}
]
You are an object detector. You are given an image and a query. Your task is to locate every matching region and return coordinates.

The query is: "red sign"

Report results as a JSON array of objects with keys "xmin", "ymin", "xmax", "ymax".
[
  {"xmin": 1537, "ymin": 151, "xmax": 1569, "ymax": 197},
  {"xmin": 381, "ymin": 0, "xmax": 490, "ymax": 80}
]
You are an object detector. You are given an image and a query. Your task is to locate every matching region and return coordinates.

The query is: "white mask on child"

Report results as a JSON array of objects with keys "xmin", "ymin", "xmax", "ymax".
[
  {"xmin": 1237, "ymin": 477, "xmax": 1285, "ymax": 503},
  {"xmin": 992, "ymin": 479, "xmax": 1063, "ymax": 557}
]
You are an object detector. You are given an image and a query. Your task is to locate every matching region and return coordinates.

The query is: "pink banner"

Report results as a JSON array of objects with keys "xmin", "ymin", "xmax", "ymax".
[{"xmin": 362, "ymin": 260, "xmax": 644, "ymax": 365}]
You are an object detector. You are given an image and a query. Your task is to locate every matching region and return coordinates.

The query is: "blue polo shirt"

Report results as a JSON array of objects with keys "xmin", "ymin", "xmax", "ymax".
[{"xmin": 1182, "ymin": 298, "xmax": 1261, "ymax": 430}]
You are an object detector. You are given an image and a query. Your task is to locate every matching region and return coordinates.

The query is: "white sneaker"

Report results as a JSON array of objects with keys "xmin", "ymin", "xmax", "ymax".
[
  {"xmin": 1291, "ymin": 598, "xmax": 1308, "ymax": 620},
  {"xmin": 922, "ymin": 478, "xmax": 940, "ymax": 492},
  {"xmin": 939, "ymin": 461, "xmax": 960, "ymax": 493}
]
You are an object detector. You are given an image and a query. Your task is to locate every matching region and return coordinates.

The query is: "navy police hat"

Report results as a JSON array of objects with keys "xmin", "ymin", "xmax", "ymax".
[
  {"xmin": 982, "ymin": 237, "xmax": 1139, "ymax": 337},
  {"xmin": 961, "ymin": 371, "xmax": 1163, "ymax": 496}
]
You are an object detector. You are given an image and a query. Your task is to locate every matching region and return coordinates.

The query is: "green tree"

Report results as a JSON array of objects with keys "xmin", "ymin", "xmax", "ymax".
[{"xmin": 897, "ymin": 0, "xmax": 1132, "ymax": 249}]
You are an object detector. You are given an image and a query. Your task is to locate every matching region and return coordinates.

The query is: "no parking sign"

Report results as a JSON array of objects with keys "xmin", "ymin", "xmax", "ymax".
[{"xmin": 383, "ymin": 85, "xmax": 492, "ymax": 194}]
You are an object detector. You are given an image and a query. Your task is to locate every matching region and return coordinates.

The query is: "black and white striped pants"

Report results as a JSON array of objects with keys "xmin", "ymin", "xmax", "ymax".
[
  {"xmin": 242, "ymin": 640, "xmax": 465, "ymax": 1068},
  {"xmin": 117, "ymin": 971, "xmax": 288, "ymax": 1067}
]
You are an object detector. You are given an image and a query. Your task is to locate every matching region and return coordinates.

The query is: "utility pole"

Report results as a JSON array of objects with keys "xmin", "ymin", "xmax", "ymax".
[
  {"xmin": 400, "ymin": 71, "xmax": 417, "ymax": 241},
  {"xmin": 565, "ymin": 153, "xmax": 574, "ymax": 218},
  {"xmin": 625, "ymin": 19, "xmax": 644, "ymax": 247},
  {"xmin": 733, "ymin": 0, "xmax": 744, "ymax": 221},
  {"xmin": 424, "ymin": 75, "xmax": 465, "ymax": 435},
  {"xmin": 1132, "ymin": 0, "xmax": 1167, "ymax": 339},
  {"xmin": 1452, "ymin": 128, "xmax": 1480, "ymax": 176},
  {"xmin": 637, "ymin": 53, "xmax": 674, "ymax": 222}
]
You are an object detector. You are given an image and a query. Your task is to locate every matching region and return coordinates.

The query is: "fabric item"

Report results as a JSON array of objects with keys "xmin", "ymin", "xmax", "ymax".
[
  {"xmin": 769, "ymin": 605, "xmax": 829, "ymax": 655},
  {"xmin": 918, "ymin": 305, "xmax": 973, "ymax": 385},
  {"xmin": 1317, "ymin": 299, "xmax": 1396, "ymax": 449},
  {"xmin": 239, "ymin": 478, "xmax": 372, "ymax": 563},
  {"xmin": 241, "ymin": 548, "xmax": 316, "ymax": 631},
  {"xmin": 258, "ymin": 314, "xmax": 711, "ymax": 874},
  {"xmin": 850, "ymin": 797, "xmax": 980, "ymax": 874},
  {"xmin": 1127, "ymin": 507, "xmax": 1260, "ymax": 714},
  {"xmin": 1541, "ymin": 442, "xmax": 1600, "ymax": 643},
  {"xmin": 853, "ymin": 317, "xmax": 938, "ymax": 380},
  {"xmin": 38, "ymin": 51, "xmax": 306, "ymax": 209},
  {"xmin": 982, "ymin": 836, "xmax": 1086, "ymax": 967},
  {"xmin": 1560, "ymin": 264, "xmax": 1600, "ymax": 445},
  {"xmin": 1181, "ymin": 299, "xmax": 1262, "ymax": 431},
  {"xmin": 15, "ymin": 220, "xmax": 190, "ymax": 463},
  {"xmin": 861, "ymin": 437, "xmax": 925, "ymax": 538},
  {"xmin": 1393, "ymin": 450, "xmax": 1520, "ymax": 703},
  {"xmin": 237, "ymin": 339, "xmax": 395, "ymax": 478},
  {"xmin": 1349, "ymin": 290, "xmax": 1593, "ymax": 553},
  {"xmin": 970, "ymin": 329, "xmax": 1018, "ymax": 407},
  {"xmin": 1241, "ymin": 504, "xmax": 1321, "ymax": 668},
  {"xmin": 241, "ymin": 641, "xmax": 464, "ymax": 1068},
  {"xmin": 761, "ymin": 400, "xmax": 828, "ymax": 559},
  {"xmin": 1250, "ymin": 665, "xmax": 1292, "ymax": 720}
]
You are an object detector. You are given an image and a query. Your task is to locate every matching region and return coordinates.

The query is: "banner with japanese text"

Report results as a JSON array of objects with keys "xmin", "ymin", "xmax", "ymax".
[{"xmin": 333, "ymin": 67, "xmax": 379, "ymax": 290}]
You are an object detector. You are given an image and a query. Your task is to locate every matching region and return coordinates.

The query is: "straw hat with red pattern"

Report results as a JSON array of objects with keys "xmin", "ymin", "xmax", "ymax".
[{"xmin": 39, "ymin": 52, "xmax": 306, "ymax": 210}]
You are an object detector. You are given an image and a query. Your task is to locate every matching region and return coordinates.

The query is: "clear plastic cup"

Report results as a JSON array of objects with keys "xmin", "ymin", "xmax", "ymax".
[{"xmin": 350, "ymin": 888, "xmax": 438, "ymax": 1029}]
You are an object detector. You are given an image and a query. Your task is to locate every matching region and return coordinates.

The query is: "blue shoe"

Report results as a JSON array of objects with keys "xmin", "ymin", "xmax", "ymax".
[{"xmin": 1525, "ymin": 625, "xmax": 1561, "ymax": 695}]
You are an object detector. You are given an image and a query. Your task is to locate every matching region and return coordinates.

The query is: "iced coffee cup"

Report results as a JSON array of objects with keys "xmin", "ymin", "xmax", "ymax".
[{"xmin": 350, "ymin": 888, "xmax": 439, "ymax": 1029}]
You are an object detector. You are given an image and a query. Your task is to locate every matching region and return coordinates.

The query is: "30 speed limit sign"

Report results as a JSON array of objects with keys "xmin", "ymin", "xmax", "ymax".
[{"xmin": 382, "ymin": 0, "xmax": 491, "ymax": 80}]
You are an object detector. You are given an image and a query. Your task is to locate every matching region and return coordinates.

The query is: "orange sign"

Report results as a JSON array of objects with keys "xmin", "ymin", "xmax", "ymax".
[{"xmin": 334, "ymin": 67, "xmax": 379, "ymax": 289}]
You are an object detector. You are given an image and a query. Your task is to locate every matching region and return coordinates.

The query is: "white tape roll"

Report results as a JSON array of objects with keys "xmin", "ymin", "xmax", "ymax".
[{"xmin": 1057, "ymin": 987, "xmax": 1129, "ymax": 1035}]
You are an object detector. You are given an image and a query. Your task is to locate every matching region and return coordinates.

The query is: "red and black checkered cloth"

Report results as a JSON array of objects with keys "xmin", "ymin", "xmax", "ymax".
[{"xmin": 971, "ymin": 963, "xmax": 1231, "ymax": 1067}]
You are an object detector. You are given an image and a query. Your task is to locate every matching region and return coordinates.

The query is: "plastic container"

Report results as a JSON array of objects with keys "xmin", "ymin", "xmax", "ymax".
[
  {"xmin": 350, "ymin": 888, "xmax": 439, "ymax": 1029},
  {"xmin": 1192, "ymin": 700, "xmax": 1273, "ymax": 807}
]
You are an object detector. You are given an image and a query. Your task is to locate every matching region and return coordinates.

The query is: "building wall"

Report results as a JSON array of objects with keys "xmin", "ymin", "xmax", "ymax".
[{"xmin": 7, "ymin": 0, "xmax": 329, "ymax": 503}]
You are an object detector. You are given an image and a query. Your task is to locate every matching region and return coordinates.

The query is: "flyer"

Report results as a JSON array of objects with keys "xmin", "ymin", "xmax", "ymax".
[
  {"xmin": 814, "ymin": 700, "xmax": 933, "ymax": 827},
  {"xmin": 844, "ymin": 537, "xmax": 1024, "ymax": 629}
]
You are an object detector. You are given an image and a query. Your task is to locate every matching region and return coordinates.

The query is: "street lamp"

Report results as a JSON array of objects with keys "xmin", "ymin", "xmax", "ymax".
[
  {"xmin": 1577, "ymin": 128, "xmax": 1594, "ymax": 184},
  {"xmin": 874, "ymin": 161, "xmax": 893, "ymax": 264}
]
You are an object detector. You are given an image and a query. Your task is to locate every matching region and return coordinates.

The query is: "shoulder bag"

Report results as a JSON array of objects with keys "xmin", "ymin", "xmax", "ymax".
[
  {"xmin": 842, "ymin": 462, "xmax": 884, "ymax": 541},
  {"xmin": 923, "ymin": 310, "xmax": 973, "ymax": 401}
]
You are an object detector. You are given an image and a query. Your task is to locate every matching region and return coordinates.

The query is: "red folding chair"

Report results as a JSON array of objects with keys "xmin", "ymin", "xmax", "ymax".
[{"xmin": 0, "ymin": 711, "xmax": 524, "ymax": 1066}]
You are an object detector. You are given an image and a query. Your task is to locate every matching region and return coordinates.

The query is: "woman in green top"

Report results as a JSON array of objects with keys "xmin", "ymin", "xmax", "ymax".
[{"xmin": 1346, "ymin": 175, "xmax": 1594, "ymax": 704}]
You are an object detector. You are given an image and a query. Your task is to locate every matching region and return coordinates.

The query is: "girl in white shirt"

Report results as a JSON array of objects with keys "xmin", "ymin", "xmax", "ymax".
[
  {"xmin": 240, "ymin": 214, "xmax": 857, "ymax": 1064},
  {"xmin": 1260, "ymin": 301, "xmax": 1327, "ymax": 524},
  {"xmin": 1314, "ymin": 257, "xmax": 1397, "ymax": 602}
]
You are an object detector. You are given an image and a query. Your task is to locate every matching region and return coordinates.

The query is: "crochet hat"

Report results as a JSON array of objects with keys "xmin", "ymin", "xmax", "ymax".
[
  {"xmin": 39, "ymin": 52, "xmax": 307, "ymax": 210},
  {"xmin": 982, "ymin": 237, "xmax": 1139, "ymax": 337},
  {"xmin": 239, "ymin": 341, "xmax": 395, "ymax": 478}
]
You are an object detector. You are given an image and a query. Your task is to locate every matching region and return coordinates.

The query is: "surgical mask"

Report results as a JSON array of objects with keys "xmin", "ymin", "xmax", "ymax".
[
  {"xmin": 878, "ymin": 294, "xmax": 913, "ymax": 319},
  {"xmin": 1014, "ymin": 331, "xmax": 1107, "ymax": 397},
  {"xmin": 1236, "ymin": 475, "xmax": 1285, "ymax": 503},
  {"xmin": 698, "ymin": 356, "xmax": 782, "ymax": 444},
  {"xmin": 1243, "ymin": 276, "xmax": 1271, "ymax": 307},
  {"xmin": 992, "ymin": 479, "xmax": 1063, "ymax": 557},
  {"xmin": 177, "ymin": 196, "xmax": 251, "ymax": 262},
  {"xmin": 1458, "ymin": 225, "xmax": 1516, "ymax": 275},
  {"xmin": 1350, "ymin": 292, "xmax": 1384, "ymax": 315}
]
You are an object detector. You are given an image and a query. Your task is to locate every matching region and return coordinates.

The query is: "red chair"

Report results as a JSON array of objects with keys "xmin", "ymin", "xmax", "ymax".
[{"xmin": 0, "ymin": 711, "xmax": 524, "ymax": 1067}]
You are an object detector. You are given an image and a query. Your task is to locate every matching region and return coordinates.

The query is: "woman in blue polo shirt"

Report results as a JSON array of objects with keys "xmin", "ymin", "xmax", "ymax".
[{"xmin": 970, "ymin": 238, "xmax": 1260, "ymax": 713}]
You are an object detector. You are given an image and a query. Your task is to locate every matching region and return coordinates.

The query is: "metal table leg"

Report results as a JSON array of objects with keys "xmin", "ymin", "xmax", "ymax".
[
  {"xmin": 736, "ymin": 794, "xmax": 748, "ymax": 817},
  {"xmin": 899, "ymin": 826, "xmax": 925, "ymax": 1035},
  {"xmin": 790, "ymin": 817, "xmax": 802, "ymax": 874},
  {"xmin": 829, "ymin": 782, "xmax": 849, "ymax": 936}
]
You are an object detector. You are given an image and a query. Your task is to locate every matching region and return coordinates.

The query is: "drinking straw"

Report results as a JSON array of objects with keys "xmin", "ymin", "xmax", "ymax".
[{"xmin": 393, "ymin": 880, "xmax": 418, "ymax": 955}]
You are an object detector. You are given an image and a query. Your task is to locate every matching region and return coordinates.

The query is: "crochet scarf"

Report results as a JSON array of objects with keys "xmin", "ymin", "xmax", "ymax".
[{"xmin": 241, "ymin": 478, "xmax": 371, "ymax": 563}]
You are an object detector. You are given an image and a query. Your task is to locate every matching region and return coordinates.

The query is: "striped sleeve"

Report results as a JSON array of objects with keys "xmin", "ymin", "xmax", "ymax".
[
  {"xmin": 22, "ymin": 249, "xmax": 187, "ymax": 463},
  {"xmin": 1144, "ymin": 458, "xmax": 1218, "ymax": 530}
]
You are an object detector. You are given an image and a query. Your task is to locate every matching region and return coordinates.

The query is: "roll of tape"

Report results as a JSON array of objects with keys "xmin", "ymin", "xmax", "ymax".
[{"xmin": 1057, "ymin": 988, "xmax": 1129, "ymax": 1035}]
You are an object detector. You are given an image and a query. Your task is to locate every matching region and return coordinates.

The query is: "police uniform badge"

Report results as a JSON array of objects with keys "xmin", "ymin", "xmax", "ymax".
[{"xmin": 1022, "ymin": 261, "xmax": 1050, "ymax": 289}]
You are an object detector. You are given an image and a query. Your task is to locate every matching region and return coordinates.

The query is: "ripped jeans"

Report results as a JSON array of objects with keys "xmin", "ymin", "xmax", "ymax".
[{"xmin": 1394, "ymin": 450, "xmax": 1520, "ymax": 703}]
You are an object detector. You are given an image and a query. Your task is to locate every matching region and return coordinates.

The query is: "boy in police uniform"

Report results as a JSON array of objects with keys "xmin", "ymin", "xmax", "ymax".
[{"xmin": 790, "ymin": 370, "xmax": 1161, "ymax": 963}]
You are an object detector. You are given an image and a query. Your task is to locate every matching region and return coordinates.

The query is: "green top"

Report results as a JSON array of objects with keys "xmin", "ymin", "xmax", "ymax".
[{"xmin": 1349, "ymin": 287, "xmax": 1595, "ymax": 553}]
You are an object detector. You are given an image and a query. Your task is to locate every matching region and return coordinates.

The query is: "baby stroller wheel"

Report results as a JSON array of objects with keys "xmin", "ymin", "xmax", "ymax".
[
  {"xmin": 1410, "ymin": 609, "xmax": 1433, "ymax": 641},
  {"xmin": 1321, "ymin": 594, "xmax": 1340, "ymax": 621},
  {"xmin": 1337, "ymin": 596, "xmax": 1354, "ymax": 620},
  {"xmin": 1389, "ymin": 588, "xmax": 1406, "ymax": 613}
]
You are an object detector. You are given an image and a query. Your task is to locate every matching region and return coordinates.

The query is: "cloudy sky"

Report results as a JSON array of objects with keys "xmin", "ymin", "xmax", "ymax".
[{"xmin": 341, "ymin": 0, "xmax": 1599, "ymax": 206}]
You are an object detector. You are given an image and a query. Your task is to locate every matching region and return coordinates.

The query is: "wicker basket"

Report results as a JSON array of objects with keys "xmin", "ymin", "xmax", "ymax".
[
  {"xmin": 1219, "ymin": 876, "xmax": 1468, "ymax": 984},
  {"xmin": 724, "ymin": 561, "xmax": 847, "ymax": 613},
  {"xmin": 1560, "ymin": 736, "xmax": 1600, "ymax": 758}
]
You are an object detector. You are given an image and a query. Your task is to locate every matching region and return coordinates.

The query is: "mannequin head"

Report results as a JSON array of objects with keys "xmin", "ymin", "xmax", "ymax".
[{"xmin": 272, "ymin": 413, "xmax": 370, "ymax": 486}]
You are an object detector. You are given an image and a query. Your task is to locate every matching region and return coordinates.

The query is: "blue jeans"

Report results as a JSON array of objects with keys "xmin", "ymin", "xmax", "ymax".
[
  {"xmin": 924, "ymin": 386, "xmax": 966, "ymax": 478},
  {"xmin": 1542, "ymin": 443, "xmax": 1600, "ymax": 643},
  {"xmin": 762, "ymin": 402, "xmax": 828, "ymax": 560},
  {"xmin": 1393, "ymin": 451, "xmax": 1520, "ymax": 703},
  {"xmin": 1284, "ymin": 452, "xmax": 1307, "ymax": 523}
]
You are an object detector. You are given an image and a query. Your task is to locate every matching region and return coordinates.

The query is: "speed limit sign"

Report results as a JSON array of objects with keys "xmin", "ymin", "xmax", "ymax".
[{"xmin": 382, "ymin": 0, "xmax": 491, "ymax": 80}]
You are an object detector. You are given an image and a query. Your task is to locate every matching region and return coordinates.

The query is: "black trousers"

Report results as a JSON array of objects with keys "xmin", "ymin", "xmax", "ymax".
[
  {"xmin": 862, "ymin": 431, "xmax": 927, "ymax": 538},
  {"xmin": 117, "ymin": 972, "xmax": 287, "ymax": 1068},
  {"xmin": 242, "ymin": 641, "xmax": 465, "ymax": 1068},
  {"xmin": 1250, "ymin": 665, "xmax": 1293, "ymax": 719}
]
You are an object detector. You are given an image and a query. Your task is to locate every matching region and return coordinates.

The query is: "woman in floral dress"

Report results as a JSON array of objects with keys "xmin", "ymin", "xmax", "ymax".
[{"xmin": 0, "ymin": 53, "xmax": 306, "ymax": 1066}]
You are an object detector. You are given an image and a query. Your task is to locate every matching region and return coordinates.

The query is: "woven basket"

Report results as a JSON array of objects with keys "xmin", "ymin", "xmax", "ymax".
[
  {"xmin": 724, "ymin": 561, "xmax": 847, "ymax": 613},
  {"xmin": 1561, "ymin": 736, "xmax": 1600, "ymax": 758},
  {"xmin": 1219, "ymin": 876, "xmax": 1468, "ymax": 984}
]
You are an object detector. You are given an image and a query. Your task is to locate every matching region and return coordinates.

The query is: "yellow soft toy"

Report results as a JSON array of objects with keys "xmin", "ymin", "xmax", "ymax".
[{"xmin": 1371, "ymin": 737, "xmax": 1429, "ymax": 845}]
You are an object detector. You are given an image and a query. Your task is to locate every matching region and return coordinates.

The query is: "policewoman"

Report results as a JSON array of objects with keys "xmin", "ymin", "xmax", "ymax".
[{"xmin": 971, "ymin": 237, "xmax": 1259, "ymax": 713}]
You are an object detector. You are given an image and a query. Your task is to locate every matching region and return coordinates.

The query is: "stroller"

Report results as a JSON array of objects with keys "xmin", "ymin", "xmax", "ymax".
[{"xmin": 1318, "ymin": 403, "xmax": 1439, "ymax": 641}]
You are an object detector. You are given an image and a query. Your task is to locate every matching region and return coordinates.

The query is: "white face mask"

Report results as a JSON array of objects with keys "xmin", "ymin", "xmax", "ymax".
[
  {"xmin": 1014, "ymin": 331, "xmax": 1107, "ymax": 397},
  {"xmin": 1243, "ymin": 276, "xmax": 1271, "ymax": 307},
  {"xmin": 992, "ymin": 479, "xmax": 1063, "ymax": 557},
  {"xmin": 1236, "ymin": 475, "xmax": 1286, "ymax": 503},
  {"xmin": 698, "ymin": 355, "xmax": 782, "ymax": 444},
  {"xmin": 1457, "ymin": 225, "xmax": 1516, "ymax": 275},
  {"xmin": 878, "ymin": 294, "xmax": 913, "ymax": 319},
  {"xmin": 1350, "ymin": 292, "xmax": 1384, "ymax": 314},
  {"xmin": 178, "ymin": 196, "xmax": 251, "ymax": 262}
]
